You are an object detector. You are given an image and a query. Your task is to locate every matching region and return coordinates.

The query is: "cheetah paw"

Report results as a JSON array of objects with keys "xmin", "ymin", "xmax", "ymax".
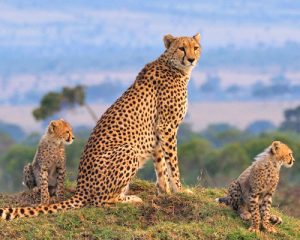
[
  {"xmin": 240, "ymin": 212, "xmax": 251, "ymax": 221},
  {"xmin": 263, "ymin": 225, "xmax": 277, "ymax": 233},
  {"xmin": 270, "ymin": 215, "xmax": 283, "ymax": 225},
  {"xmin": 184, "ymin": 188, "xmax": 194, "ymax": 194},
  {"xmin": 124, "ymin": 195, "xmax": 143, "ymax": 204},
  {"xmin": 248, "ymin": 226, "xmax": 260, "ymax": 234},
  {"xmin": 156, "ymin": 184, "xmax": 171, "ymax": 196},
  {"xmin": 178, "ymin": 188, "xmax": 193, "ymax": 194}
]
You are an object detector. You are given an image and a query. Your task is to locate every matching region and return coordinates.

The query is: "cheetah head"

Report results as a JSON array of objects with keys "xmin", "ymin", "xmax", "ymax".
[
  {"xmin": 163, "ymin": 33, "xmax": 201, "ymax": 72},
  {"xmin": 47, "ymin": 119, "xmax": 75, "ymax": 145},
  {"xmin": 270, "ymin": 141, "xmax": 295, "ymax": 168}
]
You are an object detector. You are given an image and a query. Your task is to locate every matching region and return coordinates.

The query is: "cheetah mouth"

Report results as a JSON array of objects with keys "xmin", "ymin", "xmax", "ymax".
[
  {"xmin": 285, "ymin": 160, "xmax": 294, "ymax": 168},
  {"xmin": 181, "ymin": 62, "xmax": 195, "ymax": 67},
  {"xmin": 65, "ymin": 139, "xmax": 73, "ymax": 145}
]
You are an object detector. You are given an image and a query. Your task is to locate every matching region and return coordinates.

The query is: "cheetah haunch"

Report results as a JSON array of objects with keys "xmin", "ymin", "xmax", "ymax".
[
  {"xmin": 0, "ymin": 33, "xmax": 201, "ymax": 220},
  {"xmin": 216, "ymin": 141, "xmax": 295, "ymax": 233}
]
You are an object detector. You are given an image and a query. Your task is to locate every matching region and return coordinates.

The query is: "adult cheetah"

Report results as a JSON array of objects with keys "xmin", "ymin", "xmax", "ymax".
[{"xmin": 0, "ymin": 33, "xmax": 201, "ymax": 220}]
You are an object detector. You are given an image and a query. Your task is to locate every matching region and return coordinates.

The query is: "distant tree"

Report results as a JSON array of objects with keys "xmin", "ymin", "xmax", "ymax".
[
  {"xmin": 217, "ymin": 143, "xmax": 250, "ymax": 177},
  {"xmin": 21, "ymin": 132, "xmax": 41, "ymax": 147},
  {"xmin": 226, "ymin": 84, "xmax": 242, "ymax": 95},
  {"xmin": 252, "ymin": 75, "xmax": 291, "ymax": 99},
  {"xmin": 62, "ymin": 86, "xmax": 98, "ymax": 122},
  {"xmin": 200, "ymin": 75, "xmax": 221, "ymax": 93},
  {"xmin": 177, "ymin": 123, "xmax": 199, "ymax": 144},
  {"xmin": 0, "ymin": 133, "xmax": 14, "ymax": 157},
  {"xmin": 201, "ymin": 123, "xmax": 244, "ymax": 147},
  {"xmin": 280, "ymin": 106, "xmax": 300, "ymax": 132},
  {"xmin": 33, "ymin": 85, "xmax": 97, "ymax": 122},
  {"xmin": 271, "ymin": 74, "xmax": 290, "ymax": 85},
  {"xmin": 246, "ymin": 120, "xmax": 276, "ymax": 135},
  {"xmin": 178, "ymin": 138, "xmax": 214, "ymax": 185},
  {"xmin": 0, "ymin": 145, "xmax": 35, "ymax": 192},
  {"xmin": 32, "ymin": 92, "xmax": 61, "ymax": 120}
]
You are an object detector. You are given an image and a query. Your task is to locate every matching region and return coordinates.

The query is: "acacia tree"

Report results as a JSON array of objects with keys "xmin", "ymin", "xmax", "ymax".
[
  {"xmin": 33, "ymin": 85, "xmax": 98, "ymax": 122},
  {"xmin": 281, "ymin": 106, "xmax": 300, "ymax": 132}
]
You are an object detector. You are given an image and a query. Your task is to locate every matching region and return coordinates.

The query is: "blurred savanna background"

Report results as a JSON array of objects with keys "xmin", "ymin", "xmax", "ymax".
[{"xmin": 0, "ymin": 0, "xmax": 299, "ymax": 218}]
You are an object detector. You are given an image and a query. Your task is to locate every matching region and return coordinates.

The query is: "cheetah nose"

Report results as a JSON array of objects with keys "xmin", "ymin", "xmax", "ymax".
[{"xmin": 188, "ymin": 58, "xmax": 195, "ymax": 64}]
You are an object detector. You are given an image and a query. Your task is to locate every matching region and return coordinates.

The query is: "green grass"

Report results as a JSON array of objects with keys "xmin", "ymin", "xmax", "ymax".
[{"xmin": 1, "ymin": 179, "xmax": 299, "ymax": 240}]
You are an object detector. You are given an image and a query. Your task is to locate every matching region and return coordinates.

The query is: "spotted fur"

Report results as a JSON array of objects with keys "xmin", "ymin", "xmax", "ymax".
[
  {"xmin": 22, "ymin": 119, "xmax": 74, "ymax": 204},
  {"xmin": 0, "ymin": 33, "xmax": 201, "ymax": 220},
  {"xmin": 216, "ymin": 141, "xmax": 295, "ymax": 233}
]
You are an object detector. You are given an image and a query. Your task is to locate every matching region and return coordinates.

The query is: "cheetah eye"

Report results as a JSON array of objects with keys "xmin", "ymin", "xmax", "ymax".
[
  {"xmin": 178, "ymin": 47, "xmax": 185, "ymax": 52},
  {"xmin": 194, "ymin": 46, "xmax": 199, "ymax": 51}
]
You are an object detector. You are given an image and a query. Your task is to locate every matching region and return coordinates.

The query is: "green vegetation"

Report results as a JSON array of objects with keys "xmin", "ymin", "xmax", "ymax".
[
  {"xmin": 1, "ymin": 124, "xmax": 300, "ymax": 218},
  {"xmin": 0, "ymin": 179, "xmax": 299, "ymax": 240}
]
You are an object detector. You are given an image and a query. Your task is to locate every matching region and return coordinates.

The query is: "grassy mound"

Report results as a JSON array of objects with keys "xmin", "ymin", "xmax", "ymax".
[{"xmin": 0, "ymin": 179, "xmax": 299, "ymax": 240}]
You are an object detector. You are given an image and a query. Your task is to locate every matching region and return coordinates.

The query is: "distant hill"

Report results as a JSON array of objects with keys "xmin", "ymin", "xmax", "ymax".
[
  {"xmin": 0, "ymin": 121, "xmax": 26, "ymax": 141},
  {"xmin": 2, "ymin": 72, "xmax": 300, "ymax": 106}
]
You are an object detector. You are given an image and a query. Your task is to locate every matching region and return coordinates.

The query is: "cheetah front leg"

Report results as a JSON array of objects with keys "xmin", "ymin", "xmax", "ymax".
[
  {"xmin": 55, "ymin": 161, "xmax": 66, "ymax": 201},
  {"xmin": 158, "ymin": 129, "xmax": 183, "ymax": 193},
  {"xmin": 153, "ymin": 145, "xmax": 171, "ymax": 195},
  {"xmin": 39, "ymin": 167, "xmax": 50, "ymax": 204},
  {"xmin": 260, "ymin": 193, "xmax": 277, "ymax": 233},
  {"xmin": 248, "ymin": 193, "xmax": 260, "ymax": 233}
]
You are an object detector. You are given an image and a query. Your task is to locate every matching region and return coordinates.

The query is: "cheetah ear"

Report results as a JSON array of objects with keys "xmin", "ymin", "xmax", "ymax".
[
  {"xmin": 193, "ymin": 33, "xmax": 201, "ymax": 43},
  {"xmin": 48, "ymin": 120, "xmax": 58, "ymax": 133},
  {"xmin": 163, "ymin": 34, "xmax": 176, "ymax": 49},
  {"xmin": 271, "ymin": 141, "xmax": 281, "ymax": 154}
]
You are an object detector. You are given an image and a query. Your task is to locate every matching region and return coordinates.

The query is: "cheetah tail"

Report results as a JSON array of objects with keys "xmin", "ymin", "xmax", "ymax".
[
  {"xmin": 215, "ymin": 196, "xmax": 231, "ymax": 206},
  {"xmin": 0, "ymin": 194, "xmax": 86, "ymax": 221}
]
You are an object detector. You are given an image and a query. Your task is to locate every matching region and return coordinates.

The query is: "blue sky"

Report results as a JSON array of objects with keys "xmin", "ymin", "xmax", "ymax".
[
  {"xmin": 0, "ymin": 0, "xmax": 300, "ymax": 131},
  {"xmin": 1, "ymin": 1, "xmax": 300, "ymax": 46}
]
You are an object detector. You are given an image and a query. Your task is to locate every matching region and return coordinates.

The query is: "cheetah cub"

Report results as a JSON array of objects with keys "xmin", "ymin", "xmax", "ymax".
[
  {"xmin": 23, "ymin": 119, "xmax": 75, "ymax": 204},
  {"xmin": 216, "ymin": 141, "xmax": 295, "ymax": 233}
]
